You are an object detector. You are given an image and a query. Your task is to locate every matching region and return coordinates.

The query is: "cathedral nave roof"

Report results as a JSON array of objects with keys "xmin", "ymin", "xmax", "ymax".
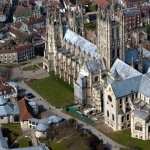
[{"xmin": 64, "ymin": 29, "xmax": 98, "ymax": 57}]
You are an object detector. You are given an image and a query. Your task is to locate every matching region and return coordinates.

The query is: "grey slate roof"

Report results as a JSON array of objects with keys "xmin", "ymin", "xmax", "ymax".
[
  {"xmin": 85, "ymin": 59, "xmax": 105, "ymax": 74},
  {"xmin": 123, "ymin": 7, "xmax": 140, "ymax": 17},
  {"xmin": 139, "ymin": 75, "xmax": 150, "ymax": 97},
  {"xmin": 133, "ymin": 109, "xmax": 150, "ymax": 121},
  {"xmin": 110, "ymin": 59, "xmax": 150, "ymax": 98},
  {"xmin": 0, "ymin": 96, "xmax": 19, "ymax": 117},
  {"xmin": 110, "ymin": 59, "xmax": 142, "ymax": 80},
  {"xmin": 36, "ymin": 123, "xmax": 49, "ymax": 132},
  {"xmin": 64, "ymin": 29, "xmax": 97, "ymax": 57},
  {"xmin": 111, "ymin": 75, "xmax": 142, "ymax": 98}
]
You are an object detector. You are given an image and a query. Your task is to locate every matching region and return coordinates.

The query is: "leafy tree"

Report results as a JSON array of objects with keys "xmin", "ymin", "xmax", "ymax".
[{"xmin": 146, "ymin": 25, "xmax": 150, "ymax": 34}]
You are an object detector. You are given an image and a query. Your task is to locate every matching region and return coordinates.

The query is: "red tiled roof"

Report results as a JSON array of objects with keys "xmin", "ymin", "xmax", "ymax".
[
  {"xmin": 16, "ymin": 43, "xmax": 32, "ymax": 52},
  {"xmin": 96, "ymin": 0, "xmax": 109, "ymax": 8},
  {"xmin": 14, "ymin": 5, "xmax": 32, "ymax": 17},
  {"xmin": 27, "ymin": 16, "xmax": 46, "ymax": 26},
  {"xmin": 0, "ymin": 41, "xmax": 33, "ymax": 54},
  {"xmin": 18, "ymin": 98, "xmax": 32, "ymax": 121}
]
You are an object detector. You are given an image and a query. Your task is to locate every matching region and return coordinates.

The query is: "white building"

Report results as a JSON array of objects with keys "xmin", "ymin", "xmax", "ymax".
[{"xmin": 0, "ymin": 96, "xmax": 19, "ymax": 124}]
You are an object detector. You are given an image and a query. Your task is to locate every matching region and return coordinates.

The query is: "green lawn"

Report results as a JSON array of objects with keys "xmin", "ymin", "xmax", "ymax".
[
  {"xmin": 41, "ymin": 133, "xmax": 91, "ymax": 150},
  {"xmin": 18, "ymin": 137, "xmax": 32, "ymax": 148},
  {"xmin": 2, "ymin": 123, "xmax": 21, "ymax": 136},
  {"xmin": 110, "ymin": 130, "xmax": 150, "ymax": 150},
  {"xmin": 51, "ymin": 142, "xmax": 66, "ymax": 150},
  {"xmin": 2, "ymin": 123, "xmax": 32, "ymax": 148},
  {"xmin": 2, "ymin": 123, "xmax": 21, "ymax": 146},
  {"xmin": 29, "ymin": 73, "xmax": 74, "ymax": 108},
  {"xmin": 84, "ymin": 22, "xmax": 96, "ymax": 31},
  {"xmin": 50, "ymin": 135, "xmax": 90, "ymax": 150}
]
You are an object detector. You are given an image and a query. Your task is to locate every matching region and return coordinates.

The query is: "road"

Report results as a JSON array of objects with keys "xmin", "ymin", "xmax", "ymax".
[{"xmin": 18, "ymin": 81, "xmax": 126, "ymax": 150}]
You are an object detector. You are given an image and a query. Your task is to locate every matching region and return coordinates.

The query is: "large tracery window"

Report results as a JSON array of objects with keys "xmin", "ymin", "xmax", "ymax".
[{"xmin": 135, "ymin": 122, "xmax": 143, "ymax": 131}]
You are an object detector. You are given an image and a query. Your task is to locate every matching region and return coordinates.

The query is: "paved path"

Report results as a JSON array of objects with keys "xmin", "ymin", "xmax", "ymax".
[{"xmin": 18, "ymin": 81, "xmax": 126, "ymax": 150}]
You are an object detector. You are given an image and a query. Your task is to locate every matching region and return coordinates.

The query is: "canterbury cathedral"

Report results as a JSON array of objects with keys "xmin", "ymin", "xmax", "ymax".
[{"xmin": 43, "ymin": 0, "xmax": 150, "ymax": 140}]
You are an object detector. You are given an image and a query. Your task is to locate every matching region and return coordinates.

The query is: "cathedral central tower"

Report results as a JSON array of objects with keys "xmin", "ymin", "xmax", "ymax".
[{"xmin": 97, "ymin": 2, "xmax": 125, "ymax": 70}]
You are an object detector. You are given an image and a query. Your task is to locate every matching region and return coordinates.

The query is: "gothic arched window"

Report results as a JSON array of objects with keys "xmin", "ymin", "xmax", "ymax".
[
  {"xmin": 108, "ymin": 95, "xmax": 112, "ymax": 102},
  {"xmin": 107, "ymin": 110, "xmax": 109, "ymax": 117},
  {"xmin": 117, "ymin": 48, "xmax": 120, "ymax": 58},
  {"xmin": 135, "ymin": 122, "xmax": 142, "ymax": 131},
  {"xmin": 103, "ymin": 58, "xmax": 107, "ymax": 67},
  {"xmin": 95, "ymin": 76, "xmax": 99, "ymax": 82}
]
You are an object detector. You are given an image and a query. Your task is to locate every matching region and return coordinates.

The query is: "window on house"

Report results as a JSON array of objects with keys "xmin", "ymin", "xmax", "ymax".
[{"xmin": 32, "ymin": 122, "xmax": 35, "ymax": 125}]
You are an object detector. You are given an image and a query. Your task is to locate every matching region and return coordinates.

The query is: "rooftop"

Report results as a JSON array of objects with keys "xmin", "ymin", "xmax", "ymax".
[
  {"xmin": 18, "ymin": 98, "xmax": 32, "ymax": 121},
  {"xmin": 123, "ymin": 7, "xmax": 140, "ymax": 17},
  {"xmin": 110, "ymin": 58, "xmax": 142, "ymax": 80},
  {"xmin": 95, "ymin": 0, "xmax": 110, "ymax": 8},
  {"xmin": 109, "ymin": 59, "xmax": 150, "ymax": 98},
  {"xmin": 133, "ymin": 109, "xmax": 150, "ymax": 121},
  {"xmin": 64, "ymin": 29, "xmax": 98, "ymax": 57}
]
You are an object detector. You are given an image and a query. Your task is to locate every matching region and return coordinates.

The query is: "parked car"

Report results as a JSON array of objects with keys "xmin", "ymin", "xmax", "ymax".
[{"xmin": 26, "ymin": 93, "xmax": 35, "ymax": 99}]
